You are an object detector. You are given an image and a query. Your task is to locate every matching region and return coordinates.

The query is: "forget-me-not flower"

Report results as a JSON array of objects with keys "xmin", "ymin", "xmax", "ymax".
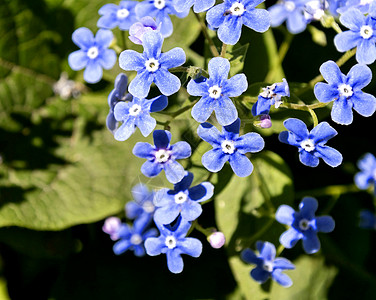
[
  {"xmin": 113, "ymin": 94, "xmax": 168, "ymax": 141},
  {"xmin": 126, "ymin": 184, "xmax": 156, "ymax": 220},
  {"xmin": 241, "ymin": 241, "xmax": 295, "ymax": 287},
  {"xmin": 334, "ymin": 9, "xmax": 376, "ymax": 65},
  {"xmin": 187, "ymin": 57, "xmax": 248, "ymax": 126},
  {"xmin": 68, "ymin": 28, "xmax": 117, "ymax": 84},
  {"xmin": 197, "ymin": 118, "xmax": 265, "ymax": 177},
  {"xmin": 206, "ymin": 0, "xmax": 270, "ymax": 45},
  {"xmin": 119, "ymin": 31, "xmax": 186, "ymax": 99},
  {"xmin": 135, "ymin": 0, "xmax": 189, "ymax": 37},
  {"xmin": 279, "ymin": 118, "xmax": 343, "ymax": 167},
  {"xmin": 107, "ymin": 73, "xmax": 133, "ymax": 134},
  {"xmin": 314, "ymin": 61, "xmax": 376, "ymax": 125},
  {"xmin": 173, "ymin": 0, "xmax": 215, "ymax": 13},
  {"xmin": 276, "ymin": 197, "xmax": 335, "ymax": 254},
  {"xmin": 144, "ymin": 217, "xmax": 202, "ymax": 273},
  {"xmin": 129, "ymin": 16, "xmax": 159, "ymax": 45},
  {"xmin": 133, "ymin": 130, "xmax": 191, "ymax": 184},
  {"xmin": 354, "ymin": 153, "xmax": 376, "ymax": 193},
  {"xmin": 97, "ymin": 1, "xmax": 138, "ymax": 31},
  {"xmin": 112, "ymin": 214, "xmax": 158, "ymax": 257},
  {"xmin": 268, "ymin": 0, "xmax": 310, "ymax": 34},
  {"xmin": 359, "ymin": 209, "xmax": 376, "ymax": 229},
  {"xmin": 153, "ymin": 172, "xmax": 214, "ymax": 224},
  {"xmin": 251, "ymin": 78, "xmax": 290, "ymax": 116},
  {"xmin": 337, "ymin": 0, "xmax": 375, "ymax": 14}
]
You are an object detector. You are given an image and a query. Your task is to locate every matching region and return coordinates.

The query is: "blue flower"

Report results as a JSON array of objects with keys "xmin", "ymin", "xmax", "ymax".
[
  {"xmin": 359, "ymin": 210, "xmax": 376, "ymax": 230},
  {"xmin": 251, "ymin": 78, "xmax": 290, "ymax": 116},
  {"xmin": 144, "ymin": 216, "xmax": 202, "ymax": 273},
  {"xmin": 314, "ymin": 61, "xmax": 376, "ymax": 125},
  {"xmin": 354, "ymin": 153, "xmax": 376, "ymax": 193},
  {"xmin": 126, "ymin": 184, "xmax": 156, "ymax": 220},
  {"xmin": 241, "ymin": 241, "xmax": 295, "ymax": 287},
  {"xmin": 113, "ymin": 214, "xmax": 158, "ymax": 257},
  {"xmin": 173, "ymin": 0, "xmax": 215, "ymax": 13},
  {"xmin": 133, "ymin": 130, "xmax": 191, "ymax": 184},
  {"xmin": 197, "ymin": 118, "xmax": 265, "ymax": 177},
  {"xmin": 206, "ymin": 0, "xmax": 270, "ymax": 45},
  {"xmin": 334, "ymin": 9, "xmax": 376, "ymax": 65},
  {"xmin": 68, "ymin": 28, "xmax": 117, "ymax": 84},
  {"xmin": 129, "ymin": 16, "xmax": 159, "ymax": 45},
  {"xmin": 303, "ymin": 0, "xmax": 327, "ymax": 23},
  {"xmin": 279, "ymin": 118, "xmax": 343, "ymax": 167},
  {"xmin": 276, "ymin": 197, "xmax": 335, "ymax": 254},
  {"xmin": 97, "ymin": 1, "xmax": 138, "ymax": 31},
  {"xmin": 135, "ymin": 0, "xmax": 189, "ymax": 37},
  {"xmin": 119, "ymin": 31, "xmax": 186, "ymax": 99},
  {"xmin": 153, "ymin": 172, "xmax": 214, "ymax": 224},
  {"xmin": 187, "ymin": 57, "xmax": 248, "ymax": 126},
  {"xmin": 268, "ymin": 0, "xmax": 310, "ymax": 34},
  {"xmin": 106, "ymin": 73, "xmax": 133, "ymax": 134},
  {"xmin": 337, "ymin": 0, "xmax": 375, "ymax": 14},
  {"xmin": 113, "ymin": 94, "xmax": 168, "ymax": 141}
]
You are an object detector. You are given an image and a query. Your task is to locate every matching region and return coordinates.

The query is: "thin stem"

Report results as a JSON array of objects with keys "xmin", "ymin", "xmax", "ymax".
[
  {"xmin": 193, "ymin": 12, "xmax": 219, "ymax": 57},
  {"xmin": 308, "ymin": 107, "xmax": 319, "ymax": 127},
  {"xmin": 276, "ymin": 244, "xmax": 285, "ymax": 256},
  {"xmin": 220, "ymin": 43, "xmax": 227, "ymax": 58},
  {"xmin": 169, "ymin": 66, "xmax": 189, "ymax": 73},
  {"xmin": 120, "ymin": 30, "xmax": 127, "ymax": 50},
  {"xmin": 194, "ymin": 222, "xmax": 212, "ymax": 237}
]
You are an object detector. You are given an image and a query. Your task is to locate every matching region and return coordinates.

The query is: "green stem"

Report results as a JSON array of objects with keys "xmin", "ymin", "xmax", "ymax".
[
  {"xmin": 193, "ymin": 12, "xmax": 219, "ymax": 57},
  {"xmin": 220, "ymin": 43, "xmax": 227, "ymax": 58},
  {"xmin": 169, "ymin": 66, "xmax": 189, "ymax": 73},
  {"xmin": 276, "ymin": 244, "xmax": 285, "ymax": 256},
  {"xmin": 120, "ymin": 30, "xmax": 127, "ymax": 50},
  {"xmin": 194, "ymin": 222, "xmax": 213, "ymax": 237},
  {"xmin": 308, "ymin": 107, "xmax": 319, "ymax": 127}
]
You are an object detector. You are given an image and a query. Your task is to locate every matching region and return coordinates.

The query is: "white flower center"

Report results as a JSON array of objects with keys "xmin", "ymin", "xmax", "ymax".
[
  {"xmin": 230, "ymin": 2, "xmax": 245, "ymax": 16},
  {"xmin": 145, "ymin": 58, "xmax": 160, "ymax": 72},
  {"xmin": 142, "ymin": 200, "xmax": 155, "ymax": 213},
  {"xmin": 262, "ymin": 261, "xmax": 274, "ymax": 272},
  {"xmin": 130, "ymin": 234, "xmax": 143, "ymax": 245},
  {"xmin": 87, "ymin": 46, "xmax": 99, "ymax": 59},
  {"xmin": 299, "ymin": 218, "xmax": 310, "ymax": 230},
  {"xmin": 165, "ymin": 236, "xmax": 177, "ymax": 249},
  {"xmin": 285, "ymin": 1, "xmax": 296, "ymax": 11},
  {"xmin": 260, "ymin": 84, "xmax": 276, "ymax": 98},
  {"xmin": 300, "ymin": 139, "xmax": 315, "ymax": 152},
  {"xmin": 221, "ymin": 140, "xmax": 235, "ymax": 154},
  {"xmin": 208, "ymin": 85, "xmax": 222, "ymax": 99},
  {"xmin": 154, "ymin": 0, "xmax": 165, "ymax": 9},
  {"xmin": 174, "ymin": 192, "xmax": 188, "ymax": 204},
  {"xmin": 360, "ymin": 25, "xmax": 373, "ymax": 39},
  {"xmin": 117, "ymin": 8, "xmax": 130, "ymax": 19},
  {"xmin": 129, "ymin": 104, "xmax": 142, "ymax": 116},
  {"xmin": 338, "ymin": 84, "xmax": 353, "ymax": 98},
  {"xmin": 155, "ymin": 149, "xmax": 171, "ymax": 163}
]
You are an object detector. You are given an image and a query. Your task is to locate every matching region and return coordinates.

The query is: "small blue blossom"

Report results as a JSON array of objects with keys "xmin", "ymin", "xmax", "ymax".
[
  {"xmin": 327, "ymin": 0, "xmax": 346, "ymax": 16},
  {"xmin": 68, "ymin": 28, "xmax": 116, "ymax": 84},
  {"xmin": 97, "ymin": 1, "xmax": 138, "ymax": 31},
  {"xmin": 241, "ymin": 241, "xmax": 295, "ymax": 287},
  {"xmin": 119, "ymin": 30, "xmax": 186, "ymax": 99},
  {"xmin": 354, "ymin": 153, "xmax": 376, "ymax": 193},
  {"xmin": 276, "ymin": 197, "xmax": 335, "ymax": 254},
  {"xmin": 187, "ymin": 57, "xmax": 248, "ymax": 126},
  {"xmin": 303, "ymin": 0, "xmax": 327, "ymax": 22},
  {"xmin": 251, "ymin": 78, "xmax": 290, "ymax": 116},
  {"xmin": 268, "ymin": 0, "xmax": 310, "ymax": 34},
  {"xmin": 153, "ymin": 172, "xmax": 214, "ymax": 224},
  {"xmin": 197, "ymin": 118, "xmax": 265, "ymax": 177},
  {"xmin": 334, "ymin": 9, "xmax": 376, "ymax": 65},
  {"xmin": 144, "ymin": 216, "xmax": 202, "ymax": 273},
  {"xmin": 359, "ymin": 209, "xmax": 376, "ymax": 229},
  {"xmin": 126, "ymin": 184, "xmax": 156, "ymax": 220},
  {"xmin": 206, "ymin": 0, "xmax": 270, "ymax": 45},
  {"xmin": 133, "ymin": 130, "xmax": 191, "ymax": 184},
  {"xmin": 112, "ymin": 214, "xmax": 158, "ymax": 257},
  {"xmin": 135, "ymin": 0, "xmax": 189, "ymax": 37},
  {"xmin": 129, "ymin": 16, "xmax": 159, "ymax": 45},
  {"xmin": 107, "ymin": 73, "xmax": 133, "ymax": 134},
  {"xmin": 173, "ymin": 0, "xmax": 215, "ymax": 13},
  {"xmin": 314, "ymin": 61, "xmax": 376, "ymax": 125},
  {"xmin": 113, "ymin": 94, "xmax": 168, "ymax": 141},
  {"xmin": 337, "ymin": 0, "xmax": 375, "ymax": 14},
  {"xmin": 279, "ymin": 118, "xmax": 343, "ymax": 167}
]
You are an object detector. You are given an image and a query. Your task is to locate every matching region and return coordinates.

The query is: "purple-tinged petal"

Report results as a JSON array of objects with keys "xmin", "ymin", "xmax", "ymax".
[
  {"xmin": 299, "ymin": 197, "xmax": 318, "ymax": 219},
  {"xmin": 202, "ymin": 148, "xmax": 229, "ymax": 172},
  {"xmin": 153, "ymin": 130, "xmax": 171, "ymax": 149},
  {"xmin": 72, "ymin": 27, "xmax": 94, "ymax": 49},
  {"xmin": 315, "ymin": 145, "xmax": 343, "ymax": 167},
  {"xmin": 283, "ymin": 118, "xmax": 309, "ymax": 140},
  {"xmin": 242, "ymin": 9, "xmax": 270, "ymax": 33},
  {"xmin": 315, "ymin": 216, "xmax": 335, "ymax": 233},
  {"xmin": 159, "ymin": 47, "xmax": 186, "ymax": 69},
  {"xmin": 348, "ymin": 64, "xmax": 372, "ymax": 89},
  {"xmin": 83, "ymin": 61, "xmax": 102, "ymax": 84},
  {"xmin": 331, "ymin": 97, "xmax": 353, "ymax": 125},
  {"xmin": 334, "ymin": 31, "xmax": 359, "ymax": 52},
  {"xmin": 319, "ymin": 60, "xmax": 344, "ymax": 85},
  {"xmin": 208, "ymin": 57, "xmax": 230, "ymax": 83},
  {"xmin": 310, "ymin": 122, "xmax": 338, "ymax": 144},
  {"xmin": 154, "ymin": 69, "xmax": 181, "ymax": 96},
  {"xmin": 141, "ymin": 160, "xmax": 163, "ymax": 177},
  {"xmin": 229, "ymin": 152, "xmax": 254, "ymax": 177},
  {"xmin": 133, "ymin": 142, "xmax": 154, "ymax": 159},
  {"xmin": 280, "ymin": 228, "xmax": 302, "ymax": 248},
  {"xmin": 167, "ymin": 250, "xmax": 184, "ymax": 273},
  {"xmin": 171, "ymin": 141, "xmax": 191, "ymax": 159},
  {"xmin": 271, "ymin": 269, "xmax": 293, "ymax": 287},
  {"xmin": 275, "ymin": 205, "xmax": 295, "ymax": 225},
  {"xmin": 68, "ymin": 50, "xmax": 89, "ymax": 71},
  {"xmin": 234, "ymin": 132, "xmax": 265, "ymax": 154},
  {"xmin": 302, "ymin": 230, "xmax": 320, "ymax": 254},
  {"xmin": 164, "ymin": 161, "xmax": 186, "ymax": 184},
  {"xmin": 222, "ymin": 74, "xmax": 248, "ymax": 97},
  {"xmin": 314, "ymin": 82, "xmax": 339, "ymax": 103},
  {"xmin": 191, "ymin": 97, "xmax": 215, "ymax": 123},
  {"xmin": 178, "ymin": 238, "xmax": 203, "ymax": 257}
]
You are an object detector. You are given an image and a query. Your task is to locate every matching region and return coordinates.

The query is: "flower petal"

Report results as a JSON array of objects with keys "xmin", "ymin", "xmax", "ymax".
[
  {"xmin": 141, "ymin": 160, "xmax": 163, "ymax": 177},
  {"xmin": 167, "ymin": 249, "xmax": 184, "ymax": 273},
  {"xmin": 222, "ymin": 74, "xmax": 248, "ymax": 97},
  {"xmin": 188, "ymin": 182, "xmax": 214, "ymax": 202},
  {"xmin": 68, "ymin": 50, "xmax": 89, "ymax": 71},
  {"xmin": 283, "ymin": 118, "xmax": 309, "ymax": 140},
  {"xmin": 119, "ymin": 50, "xmax": 145, "ymax": 71},
  {"xmin": 214, "ymin": 96, "xmax": 238, "ymax": 126},
  {"xmin": 187, "ymin": 77, "xmax": 209, "ymax": 96},
  {"xmin": 315, "ymin": 145, "xmax": 343, "ymax": 167},
  {"xmin": 153, "ymin": 130, "xmax": 171, "ymax": 149},
  {"xmin": 241, "ymin": 248, "xmax": 260, "ymax": 265},
  {"xmin": 171, "ymin": 141, "xmax": 191, "ymax": 159},
  {"xmin": 334, "ymin": 31, "xmax": 359, "ymax": 52},
  {"xmin": 352, "ymin": 91, "xmax": 376, "ymax": 117},
  {"xmin": 83, "ymin": 60, "xmax": 103, "ymax": 84},
  {"xmin": 113, "ymin": 240, "xmax": 131, "ymax": 255},
  {"xmin": 271, "ymin": 269, "xmax": 293, "ymax": 287},
  {"xmin": 234, "ymin": 132, "xmax": 265, "ymax": 154},
  {"xmin": 114, "ymin": 118, "xmax": 136, "ymax": 141},
  {"xmin": 356, "ymin": 40, "xmax": 376, "ymax": 65},
  {"xmin": 299, "ymin": 197, "xmax": 318, "ymax": 219},
  {"xmin": 72, "ymin": 27, "xmax": 94, "ymax": 49},
  {"xmin": 159, "ymin": 47, "xmax": 186, "ymax": 69},
  {"xmin": 251, "ymin": 267, "xmax": 270, "ymax": 283},
  {"xmin": 229, "ymin": 152, "xmax": 254, "ymax": 177},
  {"xmin": 143, "ymin": 30, "xmax": 163, "ymax": 58},
  {"xmin": 319, "ymin": 60, "xmax": 344, "ymax": 85},
  {"xmin": 202, "ymin": 148, "xmax": 229, "ymax": 172},
  {"xmin": 164, "ymin": 160, "xmax": 186, "ymax": 184},
  {"xmin": 314, "ymin": 82, "xmax": 339, "ymax": 103},
  {"xmin": 310, "ymin": 122, "xmax": 338, "ymax": 144},
  {"xmin": 98, "ymin": 49, "xmax": 116, "ymax": 69},
  {"xmin": 191, "ymin": 97, "xmax": 215, "ymax": 123},
  {"xmin": 206, "ymin": 3, "xmax": 226, "ymax": 28},
  {"xmin": 279, "ymin": 228, "xmax": 301, "ymax": 248},
  {"xmin": 133, "ymin": 142, "xmax": 154, "ymax": 159},
  {"xmin": 154, "ymin": 204, "xmax": 180, "ymax": 225},
  {"xmin": 348, "ymin": 64, "xmax": 373, "ymax": 89},
  {"xmin": 302, "ymin": 230, "xmax": 320, "ymax": 254},
  {"xmin": 149, "ymin": 95, "xmax": 168, "ymax": 112},
  {"xmin": 128, "ymin": 70, "xmax": 154, "ymax": 99},
  {"xmin": 95, "ymin": 29, "xmax": 114, "ymax": 48},
  {"xmin": 208, "ymin": 57, "xmax": 230, "ymax": 83},
  {"xmin": 275, "ymin": 205, "xmax": 295, "ymax": 225},
  {"xmin": 145, "ymin": 237, "xmax": 165, "ymax": 256},
  {"xmin": 315, "ymin": 216, "xmax": 335, "ymax": 233},
  {"xmin": 178, "ymin": 237, "xmax": 203, "ymax": 257},
  {"xmin": 217, "ymin": 16, "xmax": 243, "ymax": 45},
  {"xmin": 242, "ymin": 9, "xmax": 270, "ymax": 33},
  {"xmin": 331, "ymin": 97, "xmax": 353, "ymax": 125},
  {"xmin": 197, "ymin": 122, "xmax": 222, "ymax": 146},
  {"xmin": 154, "ymin": 69, "xmax": 181, "ymax": 96},
  {"xmin": 181, "ymin": 201, "xmax": 202, "ymax": 221},
  {"xmin": 273, "ymin": 258, "xmax": 295, "ymax": 270},
  {"xmin": 136, "ymin": 113, "xmax": 156, "ymax": 137}
]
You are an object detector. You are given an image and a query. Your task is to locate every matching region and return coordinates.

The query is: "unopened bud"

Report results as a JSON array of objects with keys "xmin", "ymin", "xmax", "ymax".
[
  {"xmin": 208, "ymin": 231, "xmax": 226, "ymax": 249},
  {"xmin": 103, "ymin": 217, "xmax": 122, "ymax": 240},
  {"xmin": 254, "ymin": 114, "xmax": 272, "ymax": 129}
]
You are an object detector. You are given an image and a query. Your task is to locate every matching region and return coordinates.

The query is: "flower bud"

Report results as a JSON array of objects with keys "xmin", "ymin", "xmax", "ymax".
[
  {"xmin": 208, "ymin": 231, "xmax": 226, "ymax": 249},
  {"xmin": 129, "ymin": 17, "xmax": 159, "ymax": 45},
  {"xmin": 254, "ymin": 114, "xmax": 272, "ymax": 129},
  {"xmin": 102, "ymin": 217, "xmax": 122, "ymax": 240}
]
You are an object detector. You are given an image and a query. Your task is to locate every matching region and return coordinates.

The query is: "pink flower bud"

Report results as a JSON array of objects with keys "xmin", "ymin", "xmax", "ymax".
[
  {"xmin": 102, "ymin": 217, "xmax": 122, "ymax": 241},
  {"xmin": 208, "ymin": 231, "xmax": 226, "ymax": 249},
  {"xmin": 254, "ymin": 114, "xmax": 272, "ymax": 129}
]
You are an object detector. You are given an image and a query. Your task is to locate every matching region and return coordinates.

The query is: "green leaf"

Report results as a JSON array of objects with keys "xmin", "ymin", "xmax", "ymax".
[{"xmin": 225, "ymin": 43, "xmax": 249, "ymax": 76}]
